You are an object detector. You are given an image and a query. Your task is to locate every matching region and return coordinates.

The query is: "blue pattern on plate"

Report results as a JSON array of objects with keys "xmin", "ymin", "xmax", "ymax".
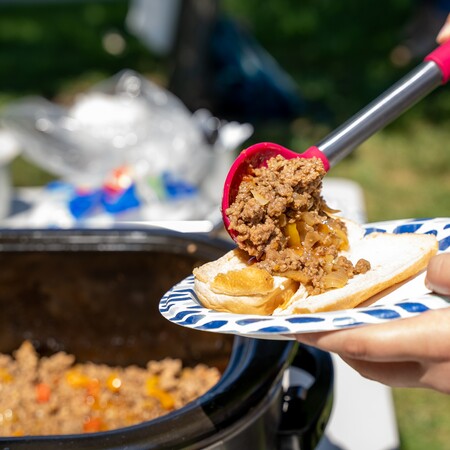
[
  {"xmin": 332, "ymin": 316, "xmax": 360, "ymax": 326},
  {"xmin": 286, "ymin": 316, "xmax": 325, "ymax": 324},
  {"xmin": 198, "ymin": 321, "xmax": 228, "ymax": 330},
  {"xmin": 159, "ymin": 302, "xmax": 177, "ymax": 314},
  {"xmin": 178, "ymin": 314, "xmax": 205, "ymax": 325},
  {"xmin": 236, "ymin": 318, "xmax": 272, "ymax": 326},
  {"xmin": 159, "ymin": 218, "xmax": 450, "ymax": 339},
  {"xmin": 393, "ymin": 223, "xmax": 423, "ymax": 234},
  {"xmin": 364, "ymin": 227, "xmax": 386, "ymax": 236},
  {"xmin": 256, "ymin": 326, "xmax": 291, "ymax": 333},
  {"xmin": 168, "ymin": 292, "xmax": 192, "ymax": 303},
  {"xmin": 172, "ymin": 310, "xmax": 198, "ymax": 321},
  {"xmin": 361, "ymin": 308, "xmax": 401, "ymax": 319},
  {"xmin": 439, "ymin": 235, "xmax": 450, "ymax": 251},
  {"xmin": 397, "ymin": 302, "xmax": 430, "ymax": 313},
  {"xmin": 333, "ymin": 321, "xmax": 366, "ymax": 329}
]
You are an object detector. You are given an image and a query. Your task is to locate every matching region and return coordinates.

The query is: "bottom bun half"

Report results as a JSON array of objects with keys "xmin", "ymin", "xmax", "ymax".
[{"xmin": 193, "ymin": 249, "xmax": 299, "ymax": 315}]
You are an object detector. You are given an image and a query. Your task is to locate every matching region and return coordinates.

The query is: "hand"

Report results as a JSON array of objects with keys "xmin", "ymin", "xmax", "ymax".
[
  {"xmin": 296, "ymin": 254, "xmax": 450, "ymax": 394},
  {"xmin": 437, "ymin": 13, "xmax": 450, "ymax": 44},
  {"xmin": 425, "ymin": 253, "xmax": 450, "ymax": 295}
]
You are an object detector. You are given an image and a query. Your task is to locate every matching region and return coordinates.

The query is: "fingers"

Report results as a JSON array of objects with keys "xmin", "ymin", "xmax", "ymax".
[
  {"xmin": 339, "ymin": 356, "xmax": 424, "ymax": 388},
  {"xmin": 296, "ymin": 309, "xmax": 450, "ymax": 362},
  {"xmin": 340, "ymin": 357, "xmax": 450, "ymax": 393},
  {"xmin": 420, "ymin": 360, "xmax": 450, "ymax": 394},
  {"xmin": 296, "ymin": 321, "xmax": 416, "ymax": 362},
  {"xmin": 425, "ymin": 253, "xmax": 450, "ymax": 295},
  {"xmin": 437, "ymin": 13, "xmax": 450, "ymax": 44}
]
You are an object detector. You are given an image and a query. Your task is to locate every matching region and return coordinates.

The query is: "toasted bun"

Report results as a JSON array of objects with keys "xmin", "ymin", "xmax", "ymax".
[
  {"xmin": 193, "ymin": 223, "xmax": 438, "ymax": 315},
  {"xmin": 274, "ymin": 231, "xmax": 438, "ymax": 314},
  {"xmin": 193, "ymin": 249, "xmax": 299, "ymax": 315}
]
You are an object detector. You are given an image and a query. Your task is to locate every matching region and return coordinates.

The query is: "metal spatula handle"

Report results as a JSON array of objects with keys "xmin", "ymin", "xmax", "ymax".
[{"xmin": 317, "ymin": 41, "xmax": 450, "ymax": 166}]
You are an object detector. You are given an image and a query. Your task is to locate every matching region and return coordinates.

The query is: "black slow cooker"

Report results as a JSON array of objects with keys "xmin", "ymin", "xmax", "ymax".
[{"xmin": 0, "ymin": 228, "xmax": 333, "ymax": 449}]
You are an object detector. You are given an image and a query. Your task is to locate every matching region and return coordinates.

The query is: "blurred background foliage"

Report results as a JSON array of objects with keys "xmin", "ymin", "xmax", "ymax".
[
  {"xmin": 0, "ymin": 1, "xmax": 160, "ymax": 104},
  {"xmin": 1, "ymin": 0, "xmax": 449, "ymax": 122},
  {"xmin": 2, "ymin": 0, "xmax": 447, "ymax": 222},
  {"xmin": 0, "ymin": 1, "xmax": 449, "ymax": 449},
  {"xmin": 223, "ymin": 0, "xmax": 417, "ymax": 122}
]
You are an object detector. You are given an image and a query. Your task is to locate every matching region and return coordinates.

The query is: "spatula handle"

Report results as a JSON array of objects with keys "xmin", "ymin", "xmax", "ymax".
[{"xmin": 317, "ymin": 40, "xmax": 450, "ymax": 167}]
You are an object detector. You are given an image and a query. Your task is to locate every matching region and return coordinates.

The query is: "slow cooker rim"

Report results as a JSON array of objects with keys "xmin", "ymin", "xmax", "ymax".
[{"xmin": 0, "ymin": 227, "xmax": 235, "ymax": 254}]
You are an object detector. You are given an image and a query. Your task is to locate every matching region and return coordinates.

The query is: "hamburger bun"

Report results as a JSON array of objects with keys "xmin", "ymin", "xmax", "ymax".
[
  {"xmin": 193, "ymin": 222, "xmax": 438, "ymax": 315},
  {"xmin": 193, "ymin": 248, "xmax": 299, "ymax": 315},
  {"xmin": 274, "ymin": 229, "xmax": 438, "ymax": 314}
]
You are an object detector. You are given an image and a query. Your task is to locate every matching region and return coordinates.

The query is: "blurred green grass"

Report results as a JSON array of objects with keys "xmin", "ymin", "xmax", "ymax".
[
  {"xmin": 328, "ymin": 118, "xmax": 450, "ymax": 222},
  {"xmin": 393, "ymin": 388, "xmax": 450, "ymax": 450},
  {"xmin": 250, "ymin": 112, "xmax": 450, "ymax": 223}
]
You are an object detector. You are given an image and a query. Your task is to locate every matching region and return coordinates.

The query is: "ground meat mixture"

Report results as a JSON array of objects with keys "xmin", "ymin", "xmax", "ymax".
[
  {"xmin": 0, "ymin": 341, "xmax": 220, "ymax": 437},
  {"xmin": 226, "ymin": 155, "xmax": 370, "ymax": 294}
]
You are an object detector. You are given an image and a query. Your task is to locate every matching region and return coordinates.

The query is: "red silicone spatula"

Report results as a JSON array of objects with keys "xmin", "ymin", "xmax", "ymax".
[{"xmin": 222, "ymin": 41, "xmax": 450, "ymax": 240}]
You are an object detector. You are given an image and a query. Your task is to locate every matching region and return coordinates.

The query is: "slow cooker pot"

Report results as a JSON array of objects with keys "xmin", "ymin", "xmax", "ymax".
[{"xmin": 0, "ymin": 228, "xmax": 333, "ymax": 449}]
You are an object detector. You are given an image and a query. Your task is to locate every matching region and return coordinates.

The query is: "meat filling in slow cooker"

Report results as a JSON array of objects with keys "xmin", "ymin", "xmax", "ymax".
[
  {"xmin": 0, "ymin": 341, "xmax": 220, "ymax": 436},
  {"xmin": 226, "ymin": 155, "xmax": 370, "ymax": 295}
]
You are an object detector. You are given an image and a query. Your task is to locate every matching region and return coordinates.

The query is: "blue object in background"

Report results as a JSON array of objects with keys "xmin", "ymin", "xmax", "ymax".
[
  {"xmin": 69, "ymin": 189, "xmax": 103, "ymax": 219},
  {"xmin": 101, "ymin": 184, "xmax": 141, "ymax": 214},
  {"xmin": 162, "ymin": 171, "xmax": 198, "ymax": 199}
]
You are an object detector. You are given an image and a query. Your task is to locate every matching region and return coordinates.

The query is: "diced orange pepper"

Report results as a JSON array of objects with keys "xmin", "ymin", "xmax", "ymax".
[
  {"xmin": 145, "ymin": 376, "xmax": 175, "ymax": 410},
  {"xmin": 319, "ymin": 223, "xmax": 331, "ymax": 234},
  {"xmin": 83, "ymin": 416, "xmax": 103, "ymax": 433},
  {"xmin": 285, "ymin": 222, "xmax": 301, "ymax": 248},
  {"xmin": 0, "ymin": 368, "xmax": 13, "ymax": 383},
  {"xmin": 65, "ymin": 369, "xmax": 91, "ymax": 388},
  {"xmin": 86, "ymin": 379, "xmax": 100, "ymax": 397},
  {"xmin": 146, "ymin": 375, "xmax": 158, "ymax": 389},
  {"xmin": 156, "ymin": 390, "xmax": 175, "ymax": 410},
  {"xmin": 36, "ymin": 382, "xmax": 51, "ymax": 403}
]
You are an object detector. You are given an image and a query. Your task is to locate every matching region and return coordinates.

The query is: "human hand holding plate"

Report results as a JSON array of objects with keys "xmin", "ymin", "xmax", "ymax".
[{"xmin": 295, "ymin": 282, "xmax": 450, "ymax": 393}]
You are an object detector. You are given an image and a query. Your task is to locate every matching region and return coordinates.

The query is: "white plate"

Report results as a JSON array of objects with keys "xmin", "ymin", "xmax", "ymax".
[{"xmin": 159, "ymin": 218, "xmax": 450, "ymax": 340}]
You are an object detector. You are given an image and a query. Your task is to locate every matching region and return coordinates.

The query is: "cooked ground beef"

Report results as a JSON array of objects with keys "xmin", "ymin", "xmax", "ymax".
[
  {"xmin": 227, "ymin": 156, "xmax": 326, "ymax": 256},
  {"xmin": 226, "ymin": 155, "xmax": 370, "ymax": 294},
  {"xmin": 0, "ymin": 341, "xmax": 220, "ymax": 436}
]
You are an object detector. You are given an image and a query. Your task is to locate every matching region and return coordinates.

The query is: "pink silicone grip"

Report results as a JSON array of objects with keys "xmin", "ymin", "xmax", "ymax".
[
  {"xmin": 424, "ymin": 40, "xmax": 450, "ymax": 84},
  {"xmin": 301, "ymin": 146, "xmax": 330, "ymax": 172}
]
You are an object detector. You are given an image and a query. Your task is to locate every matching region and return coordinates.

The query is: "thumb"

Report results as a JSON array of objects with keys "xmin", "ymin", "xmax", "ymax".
[
  {"xmin": 437, "ymin": 13, "xmax": 450, "ymax": 44},
  {"xmin": 425, "ymin": 253, "xmax": 450, "ymax": 296}
]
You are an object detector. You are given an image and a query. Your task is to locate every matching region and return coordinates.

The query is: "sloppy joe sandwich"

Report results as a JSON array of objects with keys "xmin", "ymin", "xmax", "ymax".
[{"xmin": 193, "ymin": 155, "xmax": 438, "ymax": 315}]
